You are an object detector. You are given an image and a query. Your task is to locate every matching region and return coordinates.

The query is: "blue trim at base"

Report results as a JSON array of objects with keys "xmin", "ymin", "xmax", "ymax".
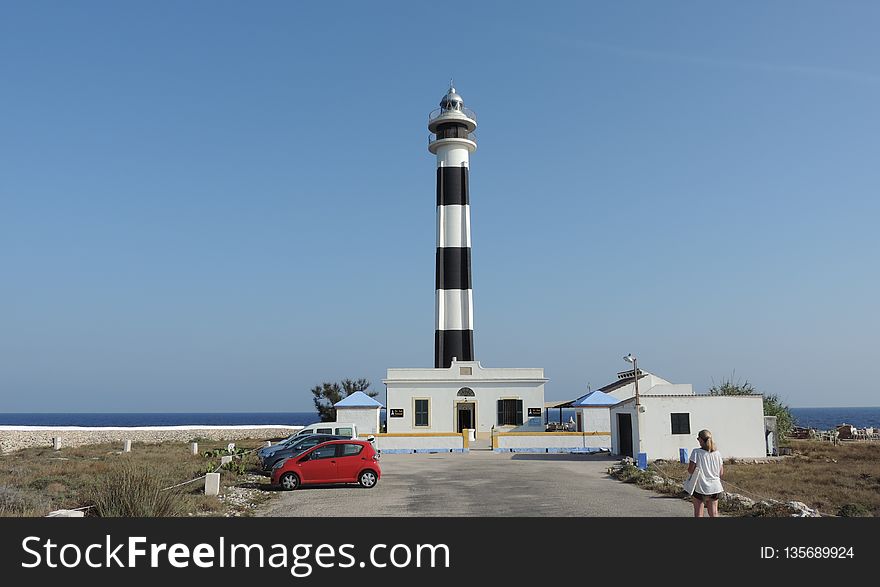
[{"xmin": 497, "ymin": 447, "xmax": 612, "ymax": 454}]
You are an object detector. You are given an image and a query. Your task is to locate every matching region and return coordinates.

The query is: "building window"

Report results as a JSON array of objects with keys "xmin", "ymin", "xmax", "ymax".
[
  {"xmin": 457, "ymin": 387, "xmax": 475, "ymax": 396},
  {"xmin": 414, "ymin": 399, "xmax": 429, "ymax": 427},
  {"xmin": 460, "ymin": 367, "xmax": 472, "ymax": 375},
  {"xmin": 497, "ymin": 399, "xmax": 523, "ymax": 426},
  {"xmin": 671, "ymin": 413, "xmax": 690, "ymax": 435}
]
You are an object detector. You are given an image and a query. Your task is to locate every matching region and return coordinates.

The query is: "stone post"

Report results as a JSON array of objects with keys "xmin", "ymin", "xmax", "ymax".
[
  {"xmin": 123, "ymin": 440, "xmax": 132, "ymax": 453},
  {"xmin": 204, "ymin": 473, "xmax": 220, "ymax": 496},
  {"xmin": 52, "ymin": 437, "xmax": 61, "ymax": 450},
  {"xmin": 191, "ymin": 442, "xmax": 199, "ymax": 455}
]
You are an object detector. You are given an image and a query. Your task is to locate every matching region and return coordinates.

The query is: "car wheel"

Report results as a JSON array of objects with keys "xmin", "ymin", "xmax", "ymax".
[
  {"xmin": 280, "ymin": 472, "xmax": 300, "ymax": 491},
  {"xmin": 358, "ymin": 470, "xmax": 378, "ymax": 489}
]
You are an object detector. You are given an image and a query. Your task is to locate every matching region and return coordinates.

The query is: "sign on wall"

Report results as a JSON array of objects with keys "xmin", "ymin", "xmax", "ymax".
[
  {"xmin": 528, "ymin": 408, "xmax": 542, "ymax": 417},
  {"xmin": 390, "ymin": 409, "xmax": 405, "ymax": 418}
]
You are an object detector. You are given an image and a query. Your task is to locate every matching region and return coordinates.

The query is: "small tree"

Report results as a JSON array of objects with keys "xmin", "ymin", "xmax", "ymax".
[
  {"xmin": 761, "ymin": 393, "xmax": 794, "ymax": 442},
  {"xmin": 708, "ymin": 373, "xmax": 794, "ymax": 440},
  {"xmin": 311, "ymin": 378, "xmax": 378, "ymax": 422}
]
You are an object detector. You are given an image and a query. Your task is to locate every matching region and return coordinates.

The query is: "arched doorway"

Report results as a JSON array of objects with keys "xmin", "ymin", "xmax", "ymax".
[{"xmin": 456, "ymin": 388, "xmax": 476, "ymax": 433}]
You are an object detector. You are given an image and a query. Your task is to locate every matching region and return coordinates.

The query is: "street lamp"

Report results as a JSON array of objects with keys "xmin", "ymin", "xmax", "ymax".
[
  {"xmin": 623, "ymin": 353, "xmax": 639, "ymax": 406},
  {"xmin": 624, "ymin": 352, "xmax": 644, "ymax": 461}
]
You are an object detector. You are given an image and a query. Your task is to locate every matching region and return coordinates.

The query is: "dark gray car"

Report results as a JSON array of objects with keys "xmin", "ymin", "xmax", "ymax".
[{"xmin": 259, "ymin": 434, "xmax": 346, "ymax": 473}]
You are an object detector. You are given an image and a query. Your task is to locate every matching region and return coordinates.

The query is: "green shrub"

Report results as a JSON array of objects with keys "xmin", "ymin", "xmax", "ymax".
[
  {"xmin": 837, "ymin": 503, "xmax": 872, "ymax": 517},
  {"xmin": 0, "ymin": 485, "xmax": 51, "ymax": 517},
  {"xmin": 204, "ymin": 460, "xmax": 249, "ymax": 476},
  {"xmin": 84, "ymin": 464, "xmax": 185, "ymax": 517}
]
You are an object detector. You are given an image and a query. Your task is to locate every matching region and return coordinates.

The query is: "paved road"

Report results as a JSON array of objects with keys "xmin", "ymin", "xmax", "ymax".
[{"xmin": 257, "ymin": 451, "xmax": 693, "ymax": 517}]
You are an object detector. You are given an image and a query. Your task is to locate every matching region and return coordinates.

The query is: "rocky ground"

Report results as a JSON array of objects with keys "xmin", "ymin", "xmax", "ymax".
[
  {"xmin": 210, "ymin": 473, "xmax": 275, "ymax": 517},
  {"xmin": 607, "ymin": 458, "xmax": 822, "ymax": 517}
]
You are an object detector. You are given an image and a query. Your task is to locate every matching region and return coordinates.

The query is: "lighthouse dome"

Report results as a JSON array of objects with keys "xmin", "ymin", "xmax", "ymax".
[{"xmin": 440, "ymin": 87, "xmax": 464, "ymax": 110}]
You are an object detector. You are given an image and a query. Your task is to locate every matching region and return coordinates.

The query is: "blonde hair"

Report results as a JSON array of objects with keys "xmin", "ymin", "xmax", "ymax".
[{"xmin": 698, "ymin": 429, "xmax": 716, "ymax": 452}]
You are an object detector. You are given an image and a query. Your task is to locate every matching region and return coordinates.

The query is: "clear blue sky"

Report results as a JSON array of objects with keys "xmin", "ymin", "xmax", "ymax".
[{"xmin": 2, "ymin": 2, "xmax": 878, "ymax": 411}]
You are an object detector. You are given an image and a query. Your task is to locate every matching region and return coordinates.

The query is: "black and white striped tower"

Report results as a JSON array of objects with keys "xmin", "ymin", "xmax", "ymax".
[{"xmin": 428, "ymin": 83, "xmax": 477, "ymax": 369}]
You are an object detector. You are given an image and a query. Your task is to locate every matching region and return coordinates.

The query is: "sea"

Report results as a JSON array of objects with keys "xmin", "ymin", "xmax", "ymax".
[{"xmin": 1, "ymin": 407, "xmax": 879, "ymax": 430}]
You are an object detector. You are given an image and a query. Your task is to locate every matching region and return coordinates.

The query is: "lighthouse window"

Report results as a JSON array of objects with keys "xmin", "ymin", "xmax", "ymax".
[
  {"xmin": 497, "ymin": 399, "xmax": 523, "ymax": 426},
  {"xmin": 414, "ymin": 399, "xmax": 430, "ymax": 427}
]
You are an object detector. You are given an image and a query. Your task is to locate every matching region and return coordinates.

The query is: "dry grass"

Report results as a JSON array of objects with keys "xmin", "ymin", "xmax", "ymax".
[
  {"xmin": 0, "ymin": 440, "xmax": 271, "ymax": 517},
  {"xmin": 649, "ymin": 440, "xmax": 880, "ymax": 517}
]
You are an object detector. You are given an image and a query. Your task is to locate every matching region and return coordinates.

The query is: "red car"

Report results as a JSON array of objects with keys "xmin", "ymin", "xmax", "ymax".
[{"xmin": 271, "ymin": 439, "xmax": 381, "ymax": 490}]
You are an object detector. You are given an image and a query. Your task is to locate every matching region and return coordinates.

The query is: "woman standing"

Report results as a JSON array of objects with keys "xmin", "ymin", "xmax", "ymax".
[{"xmin": 688, "ymin": 429, "xmax": 724, "ymax": 517}]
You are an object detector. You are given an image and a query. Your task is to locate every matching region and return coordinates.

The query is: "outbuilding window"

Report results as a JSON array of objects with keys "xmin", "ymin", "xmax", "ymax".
[
  {"xmin": 497, "ymin": 399, "xmax": 523, "ymax": 426},
  {"xmin": 414, "ymin": 399, "xmax": 430, "ymax": 427},
  {"xmin": 671, "ymin": 413, "xmax": 690, "ymax": 435}
]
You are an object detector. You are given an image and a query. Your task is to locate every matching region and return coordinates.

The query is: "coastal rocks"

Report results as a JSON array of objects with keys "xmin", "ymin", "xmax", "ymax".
[
  {"xmin": 786, "ymin": 501, "xmax": 821, "ymax": 517},
  {"xmin": 719, "ymin": 492, "xmax": 755, "ymax": 510},
  {"xmin": 750, "ymin": 500, "xmax": 821, "ymax": 518}
]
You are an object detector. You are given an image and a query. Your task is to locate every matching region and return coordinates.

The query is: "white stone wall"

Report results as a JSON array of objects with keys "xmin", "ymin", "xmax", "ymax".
[{"xmin": 0, "ymin": 425, "xmax": 301, "ymax": 454}]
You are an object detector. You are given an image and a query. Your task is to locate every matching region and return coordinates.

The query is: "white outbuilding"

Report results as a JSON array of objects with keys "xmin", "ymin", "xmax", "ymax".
[
  {"xmin": 569, "ymin": 390, "xmax": 618, "ymax": 439},
  {"xmin": 333, "ymin": 391, "xmax": 383, "ymax": 435},
  {"xmin": 609, "ymin": 394, "xmax": 767, "ymax": 461}
]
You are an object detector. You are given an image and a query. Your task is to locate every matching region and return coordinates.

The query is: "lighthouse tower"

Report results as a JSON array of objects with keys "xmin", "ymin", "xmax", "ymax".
[
  {"xmin": 383, "ymin": 88, "xmax": 546, "ymax": 438},
  {"xmin": 428, "ymin": 84, "xmax": 478, "ymax": 369}
]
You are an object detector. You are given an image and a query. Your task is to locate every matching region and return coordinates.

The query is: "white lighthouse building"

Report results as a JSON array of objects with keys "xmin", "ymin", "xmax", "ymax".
[{"xmin": 384, "ymin": 85, "xmax": 547, "ymax": 440}]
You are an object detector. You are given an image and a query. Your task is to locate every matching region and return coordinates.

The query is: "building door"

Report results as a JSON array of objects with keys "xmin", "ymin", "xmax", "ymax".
[
  {"xmin": 617, "ymin": 413, "xmax": 633, "ymax": 458},
  {"xmin": 576, "ymin": 413, "xmax": 583, "ymax": 432},
  {"xmin": 457, "ymin": 403, "xmax": 474, "ymax": 432}
]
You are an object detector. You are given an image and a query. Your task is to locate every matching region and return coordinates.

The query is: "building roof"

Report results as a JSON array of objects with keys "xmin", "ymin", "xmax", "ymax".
[
  {"xmin": 571, "ymin": 390, "xmax": 619, "ymax": 407},
  {"xmin": 334, "ymin": 391, "xmax": 384, "ymax": 408},
  {"xmin": 596, "ymin": 372, "xmax": 649, "ymax": 394},
  {"xmin": 612, "ymin": 393, "xmax": 763, "ymax": 406}
]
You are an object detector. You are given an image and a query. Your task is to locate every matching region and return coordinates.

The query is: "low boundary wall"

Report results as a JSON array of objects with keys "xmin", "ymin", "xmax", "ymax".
[
  {"xmin": 361, "ymin": 432, "xmax": 467, "ymax": 454},
  {"xmin": 494, "ymin": 431, "xmax": 611, "ymax": 453},
  {"xmin": 0, "ymin": 425, "xmax": 303, "ymax": 454}
]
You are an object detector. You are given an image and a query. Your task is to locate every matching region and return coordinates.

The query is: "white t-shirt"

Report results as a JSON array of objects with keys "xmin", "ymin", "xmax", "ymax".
[{"xmin": 689, "ymin": 448, "xmax": 724, "ymax": 495}]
